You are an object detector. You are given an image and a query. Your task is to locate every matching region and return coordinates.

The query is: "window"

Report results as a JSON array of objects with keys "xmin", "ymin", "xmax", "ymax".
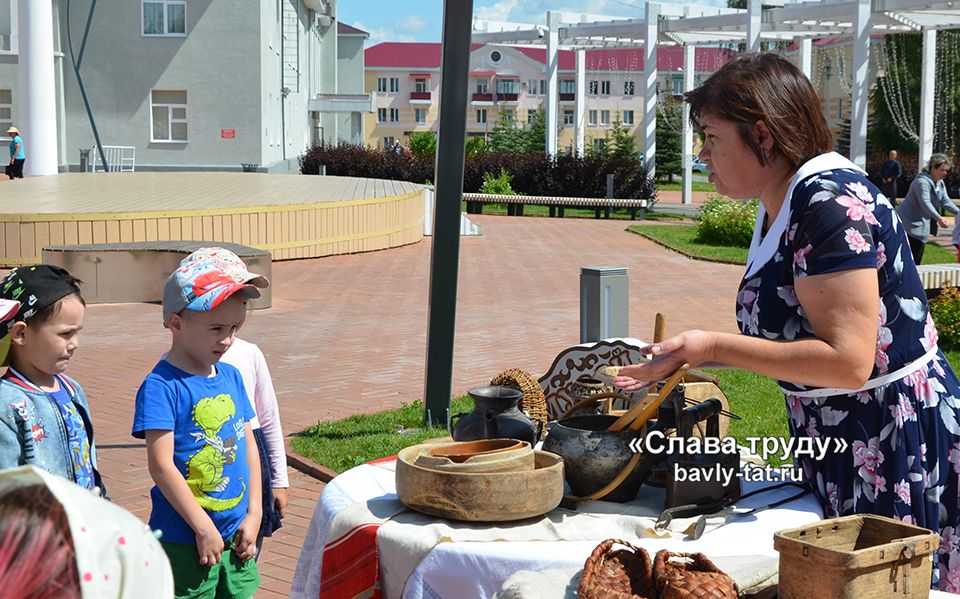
[
  {"xmin": 601, "ymin": 81, "xmax": 610, "ymax": 95},
  {"xmin": 624, "ymin": 81, "xmax": 635, "ymax": 96},
  {"xmin": 377, "ymin": 77, "xmax": 387, "ymax": 93},
  {"xmin": 601, "ymin": 110, "xmax": 610, "ymax": 125},
  {"xmin": 838, "ymin": 98, "xmax": 843, "ymax": 120},
  {"xmin": 150, "ymin": 89, "xmax": 187, "ymax": 142},
  {"xmin": 389, "ymin": 77, "xmax": 400, "ymax": 93},
  {"xmin": 414, "ymin": 78, "xmax": 428, "ymax": 93},
  {"xmin": 415, "ymin": 108, "xmax": 427, "ymax": 124},
  {"xmin": 496, "ymin": 79, "xmax": 519, "ymax": 95},
  {"xmin": 588, "ymin": 110, "xmax": 597, "ymax": 126},
  {"xmin": 593, "ymin": 138, "xmax": 606, "ymax": 151},
  {"xmin": 671, "ymin": 76, "xmax": 683, "ymax": 95},
  {"xmin": 622, "ymin": 110, "xmax": 634, "ymax": 125},
  {"xmin": 143, "ymin": 0, "xmax": 186, "ymax": 36},
  {"xmin": 559, "ymin": 80, "xmax": 575, "ymax": 94},
  {"xmin": 563, "ymin": 110, "xmax": 574, "ymax": 125},
  {"xmin": 383, "ymin": 136, "xmax": 395, "ymax": 150},
  {"xmin": 377, "ymin": 108, "xmax": 387, "ymax": 123},
  {"xmin": 501, "ymin": 109, "xmax": 514, "ymax": 122},
  {"xmin": 0, "ymin": 90, "xmax": 11, "ymax": 134},
  {"xmin": 490, "ymin": 50, "xmax": 502, "ymax": 63},
  {"xmin": 389, "ymin": 108, "xmax": 399, "ymax": 122},
  {"xmin": 477, "ymin": 109, "xmax": 487, "ymax": 124},
  {"xmin": 527, "ymin": 111, "xmax": 535, "ymax": 124},
  {"xmin": 475, "ymin": 79, "xmax": 489, "ymax": 94},
  {"xmin": 527, "ymin": 79, "xmax": 546, "ymax": 95},
  {"xmin": 588, "ymin": 81, "xmax": 598, "ymax": 95}
]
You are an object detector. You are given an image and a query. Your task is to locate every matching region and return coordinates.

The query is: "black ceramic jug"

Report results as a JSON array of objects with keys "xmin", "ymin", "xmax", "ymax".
[{"xmin": 451, "ymin": 386, "xmax": 540, "ymax": 444}]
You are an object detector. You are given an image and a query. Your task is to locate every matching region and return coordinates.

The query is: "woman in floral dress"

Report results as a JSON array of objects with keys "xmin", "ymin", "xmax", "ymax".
[{"xmin": 614, "ymin": 53, "xmax": 960, "ymax": 591}]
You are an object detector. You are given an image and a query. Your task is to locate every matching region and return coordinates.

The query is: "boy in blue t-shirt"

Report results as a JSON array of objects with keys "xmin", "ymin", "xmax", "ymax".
[{"xmin": 133, "ymin": 259, "xmax": 262, "ymax": 598}]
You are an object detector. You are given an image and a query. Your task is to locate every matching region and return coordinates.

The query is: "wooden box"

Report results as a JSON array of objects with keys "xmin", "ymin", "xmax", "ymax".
[{"xmin": 774, "ymin": 514, "xmax": 939, "ymax": 599}]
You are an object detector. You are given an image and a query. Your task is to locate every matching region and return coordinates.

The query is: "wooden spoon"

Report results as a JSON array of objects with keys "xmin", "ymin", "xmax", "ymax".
[{"xmin": 607, "ymin": 363, "xmax": 690, "ymax": 432}]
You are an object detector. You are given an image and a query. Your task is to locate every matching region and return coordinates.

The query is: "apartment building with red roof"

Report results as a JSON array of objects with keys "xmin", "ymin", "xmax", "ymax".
[{"xmin": 364, "ymin": 42, "xmax": 735, "ymax": 152}]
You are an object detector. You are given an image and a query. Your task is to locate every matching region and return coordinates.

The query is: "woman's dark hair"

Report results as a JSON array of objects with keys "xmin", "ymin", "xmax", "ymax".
[
  {"xmin": 0, "ymin": 484, "xmax": 80, "ymax": 598},
  {"xmin": 684, "ymin": 52, "xmax": 833, "ymax": 170}
]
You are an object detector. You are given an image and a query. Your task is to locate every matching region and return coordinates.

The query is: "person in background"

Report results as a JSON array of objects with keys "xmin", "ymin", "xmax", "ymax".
[
  {"xmin": 6, "ymin": 126, "xmax": 25, "ymax": 180},
  {"xmin": 0, "ymin": 464, "xmax": 174, "ymax": 598},
  {"xmin": 897, "ymin": 153, "xmax": 958, "ymax": 265},
  {"xmin": 180, "ymin": 247, "xmax": 288, "ymax": 558},
  {"xmin": 613, "ymin": 53, "xmax": 960, "ymax": 592},
  {"xmin": 880, "ymin": 149, "xmax": 902, "ymax": 205},
  {"xmin": 0, "ymin": 265, "xmax": 105, "ymax": 496}
]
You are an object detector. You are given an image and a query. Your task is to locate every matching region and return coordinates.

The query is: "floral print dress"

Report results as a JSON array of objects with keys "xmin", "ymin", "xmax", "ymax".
[{"xmin": 735, "ymin": 154, "xmax": 960, "ymax": 591}]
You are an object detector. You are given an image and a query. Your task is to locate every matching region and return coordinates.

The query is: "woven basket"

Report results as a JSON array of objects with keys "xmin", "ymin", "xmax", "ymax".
[
  {"xmin": 578, "ymin": 539, "xmax": 655, "ymax": 599},
  {"xmin": 490, "ymin": 368, "xmax": 548, "ymax": 428},
  {"xmin": 652, "ymin": 550, "xmax": 737, "ymax": 599}
]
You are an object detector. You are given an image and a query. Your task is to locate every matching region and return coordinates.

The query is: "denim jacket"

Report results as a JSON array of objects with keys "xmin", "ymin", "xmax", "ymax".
[{"xmin": 0, "ymin": 371, "xmax": 105, "ymax": 495}]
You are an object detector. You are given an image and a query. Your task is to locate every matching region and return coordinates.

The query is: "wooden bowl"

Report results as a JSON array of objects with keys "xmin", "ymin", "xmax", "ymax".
[
  {"xmin": 415, "ymin": 439, "xmax": 534, "ymax": 473},
  {"xmin": 396, "ymin": 445, "xmax": 564, "ymax": 521}
]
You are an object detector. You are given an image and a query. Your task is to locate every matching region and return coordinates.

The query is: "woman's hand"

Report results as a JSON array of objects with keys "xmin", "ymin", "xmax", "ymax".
[
  {"xmin": 939, "ymin": 216, "xmax": 950, "ymax": 228},
  {"xmin": 613, "ymin": 330, "xmax": 713, "ymax": 392}
]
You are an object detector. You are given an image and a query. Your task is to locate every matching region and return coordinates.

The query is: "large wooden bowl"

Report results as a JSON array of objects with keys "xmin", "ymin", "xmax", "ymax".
[{"xmin": 396, "ymin": 445, "xmax": 564, "ymax": 522}]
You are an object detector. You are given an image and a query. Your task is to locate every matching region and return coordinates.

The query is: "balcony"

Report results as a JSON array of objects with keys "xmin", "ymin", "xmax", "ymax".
[
  {"xmin": 497, "ymin": 93, "xmax": 518, "ymax": 103},
  {"xmin": 410, "ymin": 91, "xmax": 431, "ymax": 104},
  {"xmin": 471, "ymin": 92, "xmax": 494, "ymax": 105},
  {"xmin": 559, "ymin": 93, "xmax": 575, "ymax": 102}
]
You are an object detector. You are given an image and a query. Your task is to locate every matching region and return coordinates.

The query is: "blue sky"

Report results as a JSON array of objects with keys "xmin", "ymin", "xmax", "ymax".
[{"xmin": 339, "ymin": 0, "xmax": 727, "ymax": 46}]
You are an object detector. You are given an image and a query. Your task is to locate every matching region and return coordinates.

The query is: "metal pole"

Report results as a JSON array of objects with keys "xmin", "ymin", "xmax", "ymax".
[
  {"xmin": 849, "ymin": 0, "xmax": 871, "ymax": 168},
  {"xmin": 423, "ymin": 0, "xmax": 474, "ymax": 426},
  {"xmin": 919, "ymin": 28, "xmax": 936, "ymax": 164}
]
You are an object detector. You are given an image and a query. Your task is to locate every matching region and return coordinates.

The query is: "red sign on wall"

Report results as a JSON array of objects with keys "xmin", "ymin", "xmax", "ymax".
[{"xmin": 221, "ymin": 129, "xmax": 236, "ymax": 139}]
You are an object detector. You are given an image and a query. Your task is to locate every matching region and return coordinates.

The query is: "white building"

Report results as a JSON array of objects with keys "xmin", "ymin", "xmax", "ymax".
[{"xmin": 0, "ymin": 0, "xmax": 372, "ymax": 172}]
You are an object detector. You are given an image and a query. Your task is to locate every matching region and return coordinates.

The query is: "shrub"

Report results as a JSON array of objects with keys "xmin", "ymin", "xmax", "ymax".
[
  {"xmin": 696, "ymin": 195, "xmax": 758, "ymax": 248},
  {"xmin": 480, "ymin": 168, "xmax": 520, "ymax": 195},
  {"xmin": 930, "ymin": 287, "xmax": 960, "ymax": 350}
]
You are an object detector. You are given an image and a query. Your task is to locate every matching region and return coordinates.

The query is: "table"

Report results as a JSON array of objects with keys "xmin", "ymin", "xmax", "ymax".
[{"xmin": 291, "ymin": 457, "xmax": 829, "ymax": 599}]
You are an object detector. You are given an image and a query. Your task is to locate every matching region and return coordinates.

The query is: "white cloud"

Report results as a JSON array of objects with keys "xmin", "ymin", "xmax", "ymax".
[
  {"xmin": 354, "ymin": 20, "xmax": 417, "ymax": 46},
  {"xmin": 399, "ymin": 15, "xmax": 428, "ymax": 33}
]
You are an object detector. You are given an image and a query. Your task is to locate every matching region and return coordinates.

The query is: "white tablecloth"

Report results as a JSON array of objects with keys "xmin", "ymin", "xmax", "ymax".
[{"xmin": 291, "ymin": 458, "xmax": 825, "ymax": 599}]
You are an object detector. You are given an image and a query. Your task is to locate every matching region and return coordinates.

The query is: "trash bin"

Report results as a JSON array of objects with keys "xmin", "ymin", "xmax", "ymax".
[
  {"xmin": 79, "ymin": 149, "xmax": 91, "ymax": 172},
  {"xmin": 580, "ymin": 266, "xmax": 629, "ymax": 343},
  {"xmin": 241, "ymin": 163, "xmax": 260, "ymax": 173}
]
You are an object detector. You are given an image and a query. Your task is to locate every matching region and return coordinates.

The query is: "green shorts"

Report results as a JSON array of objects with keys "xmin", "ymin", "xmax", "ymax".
[{"xmin": 161, "ymin": 537, "xmax": 261, "ymax": 599}]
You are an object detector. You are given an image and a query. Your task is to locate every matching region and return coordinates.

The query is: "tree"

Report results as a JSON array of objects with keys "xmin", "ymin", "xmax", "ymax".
[
  {"xmin": 609, "ymin": 115, "xmax": 638, "ymax": 160},
  {"xmin": 409, "ymin": 132, "xmax": 436, "ymax": 158},
  {"xmin": 486, "ymin": 109, "xmax": 546, "ymax": 155},
  {"xmin": 655, "ymin": 97, "xmax": 683, "ymax": 182}
]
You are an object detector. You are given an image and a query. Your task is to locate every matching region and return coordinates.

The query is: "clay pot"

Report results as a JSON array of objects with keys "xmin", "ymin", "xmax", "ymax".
[
  {"xmin": 451, "ymin": 386, "xmax": 541, "ymax": 444},
  {"xmin": 541, "ymin": 414, "xmax": 649, "ymax": 503}
]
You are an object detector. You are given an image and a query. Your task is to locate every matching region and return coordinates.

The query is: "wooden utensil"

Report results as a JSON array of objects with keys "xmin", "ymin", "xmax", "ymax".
[
  {"xmin": 607, "ymin": 363, "xmax": 690, "ymax": 432},
  {"xmin": 654, "ymin": 312, "xmax": 666, "ymax": 344}
]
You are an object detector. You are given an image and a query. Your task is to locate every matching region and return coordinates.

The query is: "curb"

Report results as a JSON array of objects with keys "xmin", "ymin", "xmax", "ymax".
[{"xmin": 285, "ymin": 436, "xmax": 337, "ymax": 484}]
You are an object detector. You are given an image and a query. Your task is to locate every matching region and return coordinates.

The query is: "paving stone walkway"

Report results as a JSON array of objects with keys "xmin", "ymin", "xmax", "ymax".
[{"xmin": 68, "ymin": 213, "xmax": 744, "ymax": 596}]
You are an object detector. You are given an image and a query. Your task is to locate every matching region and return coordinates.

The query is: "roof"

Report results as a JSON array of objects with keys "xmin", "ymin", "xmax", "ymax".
[
  {"xmin": 338, "ymin": 22, "xmax": 369, "ymax": 37},
  {"xmin": 366, "ymin": 42, "xmax": 735, "ymax": 72}
]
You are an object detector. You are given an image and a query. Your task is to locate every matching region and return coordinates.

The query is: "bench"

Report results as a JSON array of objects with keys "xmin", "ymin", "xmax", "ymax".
[
  {"xmin": 916, "ymin": 264, "xmax": 960, "ymax": 291},
  {"xmin": 462, "ymin": 192, "xmax": 651, "ymax": 220},
  {"xmin": 41, "ymin": 241, "xmax": 272, "ymax": 308}
]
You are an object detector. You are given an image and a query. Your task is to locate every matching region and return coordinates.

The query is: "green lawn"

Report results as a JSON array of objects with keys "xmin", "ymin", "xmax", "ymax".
[
  {"xmin": 629, "ymin": 222, "xmax": 959, "ymax": 266},
  {"xmin": 657, "ymin": 181, "xmax": 716, "ymax": 192}
]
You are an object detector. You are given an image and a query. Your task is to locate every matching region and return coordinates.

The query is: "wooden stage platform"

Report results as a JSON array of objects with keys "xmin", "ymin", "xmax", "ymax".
[{"xmin": 0, "ymin": 173, "xmax": 425, "ymax": 267}]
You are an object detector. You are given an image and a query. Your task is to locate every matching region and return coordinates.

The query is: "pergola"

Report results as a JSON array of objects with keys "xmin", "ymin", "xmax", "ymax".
[{"xmin": 422, "ymin": 0, "xmax": 960, "ymax": 422}]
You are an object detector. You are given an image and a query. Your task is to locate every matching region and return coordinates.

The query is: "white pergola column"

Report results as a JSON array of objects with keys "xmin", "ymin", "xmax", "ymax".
[
  {"xmin": 17, "ymin": 0, "xmax": 58, "ymax": 176},
  {"xmin": 643, "ymin": 2, "xmax": 659, "ymax": 178},
  {"xmin": 575, "ymin": 49, "xmax": 586, "ymax": 156},
  {"xmin": 747, "ymin": 0, "xmax": 761, "ymax": 53},
  {"xmin": 800, "ymin": 38, "xmax": 812, "ymax": 79},
  {"xmin": 849, "ymin": 0, "xmax": 871, "ymax": 167},
  {"xmin": 546, "ymin": 11, "xmax": 560, "ymax": 156},
  {"xmin": 919, "ymin": 28, "xmax": 936, "ymax": 163},
  {"xmin": 681, "ymin": 44, "xmax": 695, "ymax": 205}
]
